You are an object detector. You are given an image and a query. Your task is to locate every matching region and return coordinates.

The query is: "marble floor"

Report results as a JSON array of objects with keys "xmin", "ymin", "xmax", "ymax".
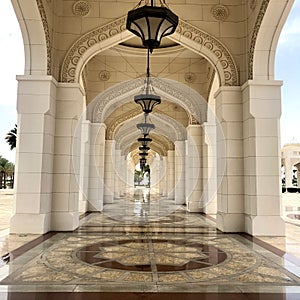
[{"xmin": 0, "ymin": 189, "xmax": 300, "ymax": 299}]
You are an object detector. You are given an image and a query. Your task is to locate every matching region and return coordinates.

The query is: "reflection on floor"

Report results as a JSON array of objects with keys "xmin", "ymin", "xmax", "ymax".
[{"xmin": 0, "ymin": 189, "xmax": 300, "ymax": 299}]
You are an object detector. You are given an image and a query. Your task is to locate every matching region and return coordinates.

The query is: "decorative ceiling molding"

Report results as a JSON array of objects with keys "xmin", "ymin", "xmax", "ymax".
[
  {"xmin": 211, "ymin": 5, "xmax": 229, "ymax": 22},
  {"xmin": 106, "ymin": 108, "xmax": 141, "ymax": 140},
  {"xmin": 60, "ymin": 16, "xmax": 239, "ymax": 86},
  {"xmin": 151, "ymin": 113, "xmax": 187, "ymax": 141},
  {"xmin": 73, "ymin": 1, "xmax": 90, "ymax": 16},
  {"xmin": 93, "ymin": 78, "xmax": 144, "ymax": 123},
  {"xmin": 92, "ymin": 77, "xmax": 207, "ymax": 125},
  {"xmin": 36, "ymin": 0, "xmax": 52, "ymax": 75},
  {"xmin": 61, "ymin": 16, "xmax": 127, "ymax": 83},
  {"xmin": 173, "ymin": 20, "xmax": 239, "ymax": 86},
  {"xmin": 250, "ymin": 0, "xmax": 257, "ymax": 10},
  {"xmin": 150, "ymin": 133, "xmax": 174, "ymax": 151},
  {"xmin": 114, "ymin": 114, "xmax": 180, "ymax": 149},
  {"xmin": 248, "ymin": 0, "xmax": 270, "ymax": 80}
]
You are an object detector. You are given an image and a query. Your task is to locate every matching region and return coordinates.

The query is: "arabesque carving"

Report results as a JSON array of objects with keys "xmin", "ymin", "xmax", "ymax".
[
  {"xmin": 36, "ymin": 0, "xmax": 52, "ymax": 75},
  {"xmin": 106, "ymin": 108, "xmax": 141, "ymax": 139},
  {"xmin": 175, "ymin": 20, "xmax": 238, "ymax": 86},
  {"xmin": 92, "ymin": 77, "xmax": 205, "ymax": 125},
  {"xmin": 60, "ymin": 16, "xmax": 239, "ymax": 86},
  {"xmin": 248, "ymin": 0, "xmax": 270, "ymax": 79},
  {"xmin": 61, "ymin": 16, "xmax": 127, "ymax": 82}
]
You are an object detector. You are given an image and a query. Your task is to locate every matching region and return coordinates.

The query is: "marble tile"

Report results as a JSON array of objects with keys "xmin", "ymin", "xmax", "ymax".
[{"xmin": 0, "ymin": 192, "xmax": 300, "ymax": 295}]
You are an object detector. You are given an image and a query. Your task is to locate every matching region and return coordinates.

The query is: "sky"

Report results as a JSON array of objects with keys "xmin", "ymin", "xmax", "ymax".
[
  {"xmin": 0, "ymin": 0, "xmax": 23, "ymax": 163},
  {"xmin": 0, "ymin": 0, "xmax": 299, "ymax": 163},
  {"xmin": 275, "ymin": 0, "xmax": 300, "ymax": 145}
]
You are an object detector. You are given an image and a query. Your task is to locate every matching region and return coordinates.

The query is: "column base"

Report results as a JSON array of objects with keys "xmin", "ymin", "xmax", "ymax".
[
  {"xmin": 217, "ymin": 212, "xmax": 245, "ymax": 232},
  {"xmin": 187, "ymin": 202, "xmax": 202, "ymax": 212},
  {"xmin": 10, "ymin": 213, "xmax": 51, "ymax": 234},
  {"xmin": 51, "ymin": 212, "xmax": 79, "ymax": 231},
  {"xmin": 79, "ymin": 200, "xmax": 88, "ymax": 214},
  {"xmin": 167, "ymin": 193, "xmax": 174, "ymax": 200},
  {"xmin": 175, "ymin": 196, "xmax": 185, "ymax": 205},
  {"xmin": 245, "ymin": 215, "xmax": 285, "ymax": 236},
  {"xmin": 104, "ymin": 195, "xmax": 114, "ymax": 203},
  {"xmin": 203, "ymin": 195, "xmax": 217, "ymax": 214},
  {"xmin": 88, "ymin": 200, "xmax": 103, "ymax": 212}
]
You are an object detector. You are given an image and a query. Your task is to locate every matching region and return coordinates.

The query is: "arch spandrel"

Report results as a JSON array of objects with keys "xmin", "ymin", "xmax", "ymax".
[{"xmin": 60, "ymin": 16, "xmax": 239, "ymax": 87}]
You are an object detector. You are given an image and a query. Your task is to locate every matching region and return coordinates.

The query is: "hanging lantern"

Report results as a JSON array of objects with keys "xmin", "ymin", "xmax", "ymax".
[
  {"xmin": 126, "ymin": 0, "xmax": 179, "ymax": 53},
  {"xmin": 138, "ymin": 136, "xmax": 152, "ymax": 147},
  {"xmin": 137, "ymin": 114, "xmax": 155, "ymax": 136}
]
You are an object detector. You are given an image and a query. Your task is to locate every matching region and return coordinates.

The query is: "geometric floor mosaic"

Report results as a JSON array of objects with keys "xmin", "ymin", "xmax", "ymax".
[
  {"xmin": 1, "ymin": 208, "xmax": 300, "ymax": 293},
  {"xmin": 1, "ymin": 190, "xmax": 300, "ymax": 297}
]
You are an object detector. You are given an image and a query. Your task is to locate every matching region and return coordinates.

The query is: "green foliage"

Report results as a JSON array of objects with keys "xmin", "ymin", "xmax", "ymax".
[
  {"xmin": 0, "ymin": 156, "xmax": 15, "ymax": 189},
  {"xmin": 5, "ymin": 124, "xmax": 17, "ymax": 150}
]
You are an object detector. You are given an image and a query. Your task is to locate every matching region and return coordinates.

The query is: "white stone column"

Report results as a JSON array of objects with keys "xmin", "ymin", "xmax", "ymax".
[
  {"xmin": 167, "ymin": 150, "xmax": 175, "ymax": 199},
  {"xmin": 158, "ymin": 157, "xmax": 162, "ymax": 195},
  {"xmin": 104, "ymin": 140, "xmax": 115, "ymax": 203},
  {"xmin": 157, "ymin": 157, "xmax": 164, "ymax": 195},
  {"xmin": 114, "ymin": 149, "xmax": 121, "ymax": 199},
  {"xmin": 127, "ymin": 157, "xmax": 135, "ymax": 191},
  {"xmin": 150, "ymin": 155, "xmax": 160, "ymax": 193},
  {"xmin": 175, "ymin": 141, "xmax": 185, "ymax": 205},
  {"xmin": 87, "ymin": 123, "xmax": 106, "ymax": 212},
  {"xmin": 185, "ymin": 140, "xmax": 189, "ymax": 205},
  {"xmin": 186, "ymin": 125, "xmax": 203, "ymax": 212},
  {"xmin": 203, "ymin": 123, "xmax": 217, "ymax": 215},
  {"xmin": 51, "ymin": 83, "xmax": 85, "ymax": 231},
  {"xmin": 161, "ymin": 156, "xmax": 167, "ymax": 196},
  {"xmin": 215, "ymin": 87, "xmax": 245, "ymax": 232},
  {"xmin": 242, "ymin": 80, "xmax": 285, "ymax": 236},
  {"xmin": 10, "ymin": 75, "xmax": 56, "ymax": 234},
  {"xmin": 78, "ymin": 120, "xmax": 90, "ymax": 213},
  {"xmin": 285, "ymin": 159, "xmax": 293, "ymax": 187},
  {"xmin": 120, "ymin": 155, "xmax": 126, "ymax": 196}
]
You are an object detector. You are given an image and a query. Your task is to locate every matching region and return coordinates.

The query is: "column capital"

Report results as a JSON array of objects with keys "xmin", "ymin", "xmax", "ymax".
[
  {"xmin": 90, "ymin": 122, "xmax": 106, "ymax": 129},
  {"xmin": 17, "ymin": 75, "xmax": 57, "ymax": 115},
  {"xmin": 17, "ymin": 74, "xmax": 57, "ymax": 84},
  {"xmin": 241, "ymin": 79, "xmax": 283, "ymax": 90},
  {"xmin": 57, "ymin": 82, "xmax": 86, "ymax": 96},
  {"xmin": 214, "ymin": 86, "xmax": 241, "ymax": 98}
]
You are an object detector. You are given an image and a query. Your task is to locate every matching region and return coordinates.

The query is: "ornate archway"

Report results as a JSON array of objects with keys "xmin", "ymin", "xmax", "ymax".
[
  {"xmin": 60, "ymin": 17, "xmax": 239, "ymax": 86},
  {"xmin": 92, "ymin": 77, "xmax": 208, "ymax": 125}
]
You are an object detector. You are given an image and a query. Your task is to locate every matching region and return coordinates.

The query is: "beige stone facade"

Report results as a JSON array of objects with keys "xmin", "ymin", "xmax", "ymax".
[{"xmin": 10, "ymin": 0, "xmax": 295, "ymax": 236}]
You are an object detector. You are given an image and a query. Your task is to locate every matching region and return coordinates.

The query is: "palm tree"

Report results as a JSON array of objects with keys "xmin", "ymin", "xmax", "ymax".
[
  {"xmin": 0, "ymin": 156, "xmax": 9, "ymax": 189},
  {"xmin": 5, "ymin": 124, "xmax": 17, "ymax": 150},
  {"xmin": 4, "ymin": 162, "xmax": 15, "ymax": 188},
  {"xmin": 0, "ymin": 157, "xmax": 15, "ymax": 189}
]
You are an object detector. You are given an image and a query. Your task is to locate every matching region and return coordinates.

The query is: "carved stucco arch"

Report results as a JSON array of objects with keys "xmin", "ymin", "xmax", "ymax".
[
  {"xmin": 249, "ymin": 0, "xmax": 294, "ymax": 80},
  {"xmin": 60, "ymin": 16, "xmax": 239, "ymax": 86},
  {"xmin": 107, "ymin": 111, "xmax": 186, "ymax": 141},
  {"xmin": 92, "ymin": 77, "xmax": 207, "ymax": 125},
  {"xmin": 106, "ymin": 107, "xmax": 141, "ymax": 140},
  {"xmin": 115, "ymin": 118, "xmax": 178, "ymax": 151}
]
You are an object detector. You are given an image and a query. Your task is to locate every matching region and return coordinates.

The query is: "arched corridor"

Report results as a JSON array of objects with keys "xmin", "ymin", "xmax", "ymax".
[{"xmin": 2, "ymin": 0, "xmax": 300, "ymax": 298}]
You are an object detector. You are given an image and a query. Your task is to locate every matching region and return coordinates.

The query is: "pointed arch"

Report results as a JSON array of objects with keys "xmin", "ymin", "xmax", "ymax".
[
  {"xmin": 92, "ymin": 77, "xmax": 208, "ymax": 125},
  {"xmin": 249, "ymin": 0, "xmax": 294, "ymax": 80},
  {"xmin": 12, "ymin": 0, "xmax": 49, "ymax": 75},
  {"xmin": 60, "ymin": 17, "xmax": 239, "ymax": 86}
]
